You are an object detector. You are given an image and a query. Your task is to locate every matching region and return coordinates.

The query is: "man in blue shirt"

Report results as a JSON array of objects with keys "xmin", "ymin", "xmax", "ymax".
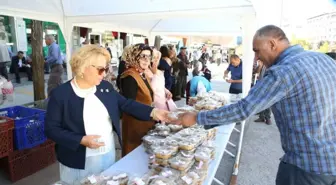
[
  {"xmin": 45, "ymin": 35, "xmax": 64, "ymax": 96},
  {"xmin": 178, "ymin": 25, "xmax": 336, "ymax": 185},
  {"xmin": 224, "ymin": 54, "xmax": 242, "ymax": 94}
]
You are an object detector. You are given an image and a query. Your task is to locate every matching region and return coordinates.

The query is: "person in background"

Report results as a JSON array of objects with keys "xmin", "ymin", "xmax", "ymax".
[
  {"xmin": 120, "ymin": 43, "xmax": 156, "ymax": 156},
  {"xmin": 201, "ymin": 59, "xmax": 212, "ymax": 82},
  {"xmin": 168, "ymin": 45, "xmax": 181, "ymax": 101},
  {"xmin": 45, "ymin": 34, "xmax": 64, "ymax": 96},
  {"xmin": 105, "ymin": 43, "xmax": 112, "ymax": 59},
  {"xmin": 10, "ymin": 51, "xmax": 32, "ymax": 83},
  {"xmin": 215, "ymin": 50, "xmax": 222, "ymax": 66},
  {"xmin": 45, "ymin": 45, "xmax": 168, "ymax": 184},
  {"xmin": 199, "ymin": 46, "xmax": 209, "ymax": 66},
  {"xmin": 179, "ymin": 25, "xmax": 336, "ymax": 185},
  {"xmin": 253, "ymin": 60, "xmax": 272, "ymax": 125},
  {"xmin": 177, "ymin": 46, "xmax": 189, "ymax": 98},
  {"xmin": 224, "ymin": 54, "xmax": 242, "ymax": 94},
  {"xmin": 116, "ymin": 45, "xmax": 132, "ymax": 90},
  {"xmin": 0, "ymin": 43, "xmax": 10, "ymax": 79},
  {"xmin": 7, "ymin": 46, "xmax": 12, "ymax": 59},
  {"xmin": 145, "ymin": 49, "xmax": 174, "ymax": 111},
  {"xmin": 187, "ymin": 68, "xmax": 212, "ymax": 102},
  {"xmin": 103, "ymin": 65, "xmax": 118, "ymax": 91},
  {"xmin": 158, "ymin": 45, "xmax": 173, "ymax": 91},
  {"xmin": 191, "ymin": 50, "xmax": 198, "ymax": 68}
]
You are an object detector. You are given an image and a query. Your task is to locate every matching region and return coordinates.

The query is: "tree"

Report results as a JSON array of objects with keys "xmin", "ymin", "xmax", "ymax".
[
  {"xmin": 318, "ymin": 42, "xmax": 330, "ymax": 53},
  {"xmin": 291, "ymin": 38, "xmax": 312, "ymax": 50},
  {"xmin": 31, "ymin": 20, "xmax": 46, "ymax": 101}
]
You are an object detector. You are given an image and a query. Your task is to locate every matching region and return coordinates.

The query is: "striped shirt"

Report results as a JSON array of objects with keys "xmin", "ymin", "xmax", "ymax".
[{"xmin": 197, "ymin": 45, "xmax": 336, "ymax": 175}]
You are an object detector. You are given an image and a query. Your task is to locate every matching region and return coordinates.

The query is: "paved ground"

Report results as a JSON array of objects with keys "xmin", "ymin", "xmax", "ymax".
[
  {"xmin": 237, "ymin": 117, "xmax": 283, "ymax": 185},
  {"xmin": 0, "ymin": 63, "xmax": 283, "ymax": 185}
]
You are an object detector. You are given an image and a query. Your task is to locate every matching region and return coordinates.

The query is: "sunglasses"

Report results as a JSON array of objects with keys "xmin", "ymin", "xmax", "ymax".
[
  {"xmin": 139, "ymin": 54, "xmax": 152, "ymax": 60},
  {"xmin": 91, "ymin": 65, "xmax": 109, "ymax": 75}
]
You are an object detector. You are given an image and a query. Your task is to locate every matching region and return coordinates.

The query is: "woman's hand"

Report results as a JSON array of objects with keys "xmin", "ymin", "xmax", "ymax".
[
  {"xmin": 226, "ymin": 79, "xmax": 232, "ymax": 83},
  {"xmin": 152, "ymin": 49, "xmax": 161, "ymax": 67},
  {"xmin": 80, "ymin": 135, "xmax": 105, "ymax": 149},
  {"xmin": 165, "ymin": 89, "xmax": 172, "ymax": 99},
  {"xmin": 151, "ymin": 108, "xmax": 169, "ymax": 122}
]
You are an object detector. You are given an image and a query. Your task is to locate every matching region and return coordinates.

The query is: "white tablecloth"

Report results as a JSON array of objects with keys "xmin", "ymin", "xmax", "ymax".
[{"xmin": 102, "ymin": 123, "xmax": 236, "ymax": 185}]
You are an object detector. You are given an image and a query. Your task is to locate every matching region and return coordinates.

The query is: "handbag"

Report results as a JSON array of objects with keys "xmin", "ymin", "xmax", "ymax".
[{"xmin": 166, "ymin": 99, "xmax": 177, "ymax": 111}]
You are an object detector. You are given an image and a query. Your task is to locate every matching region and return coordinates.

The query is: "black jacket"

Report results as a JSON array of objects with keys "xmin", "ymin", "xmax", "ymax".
[
  {"xmin": 45, "ymin": 80, "xmax": 154, "ymax": 169},
  {"xmin": 10, "ymin": 56, "xmax": 28, "ymax": 73}
]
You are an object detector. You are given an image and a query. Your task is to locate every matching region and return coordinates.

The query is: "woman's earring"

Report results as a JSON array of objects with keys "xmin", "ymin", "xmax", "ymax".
[{"xmin": 80, "ymin": 73, "xmax": 84, "ymax": 78}]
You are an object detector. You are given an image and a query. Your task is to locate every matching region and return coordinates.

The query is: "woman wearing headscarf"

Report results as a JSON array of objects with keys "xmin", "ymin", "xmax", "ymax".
[
  {"xmin": 120, "ymin": 43, "xmax": 157, "ymax": 156},
  {"xmin": 44, "ymin": 45, "xmax": 168, "ymax": 184}
]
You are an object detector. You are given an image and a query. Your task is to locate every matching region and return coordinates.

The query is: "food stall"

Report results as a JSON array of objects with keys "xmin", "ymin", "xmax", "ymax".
[{"xmin": 51, "ymin": 91, "xmax": 239, "ymax": 185}]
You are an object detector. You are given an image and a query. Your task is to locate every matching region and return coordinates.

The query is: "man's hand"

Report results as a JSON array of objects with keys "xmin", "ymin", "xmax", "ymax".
[
  {"xmin": 151, "ymin": 108, "xmax": 169, "ymax": 122},
  {"xmin": 226, "ymin": 79, "xmax": 233, "ymax": 83},
  {"xmin": 179, "ymin": 112, "xmax": 197, "ymax": 127},
  {"xmin": 80, "ymin": 135, "xmax": 105, "ymax": 149}
]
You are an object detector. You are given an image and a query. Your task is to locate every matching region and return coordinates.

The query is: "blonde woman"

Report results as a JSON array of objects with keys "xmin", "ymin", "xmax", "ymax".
[{"xmin": 45, "ymin": 45, "xmax": 168, "ymax": 184}]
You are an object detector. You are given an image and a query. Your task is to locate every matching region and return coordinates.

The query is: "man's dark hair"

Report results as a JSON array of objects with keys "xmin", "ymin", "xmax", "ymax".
[
  {"xmin": 230, "ymin": 54, "xmax": 240, "ymax": 60},
  {"xmin": 18, "ymin": 51, "xmax": 24, "ymax": 55},
  {"xmin": 256, "ymin": 25, "xmax": 289, "ymax": 42},
  {"xmin": 326, "ymin": 52, "xmax": 336, "ymax": 60},
  {"xmin": 160, "ymin": 45, "xmax": 170, "ymax": 58}
]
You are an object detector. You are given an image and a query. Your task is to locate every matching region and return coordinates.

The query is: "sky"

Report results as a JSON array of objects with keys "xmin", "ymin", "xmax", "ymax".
[
  {"xmin": 282, "ymin": 0, "xmax": 335, "ymax": 20},
  {"xmin": 251, "ymin": 0, "xmax": 335, "ymax": 26}
]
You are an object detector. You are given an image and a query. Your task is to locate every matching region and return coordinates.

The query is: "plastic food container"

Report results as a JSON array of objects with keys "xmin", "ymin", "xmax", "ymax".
[
  {"xmin": 154, "ymin": 145, "xmax": 178, "ymax": 159},
  {"xmin": 169, "ymin": 156, "xmax": 195, "ymax": 171},
  {"xmin": 194, "ymin": 146, "xmax": 215, "ymax": 163}
]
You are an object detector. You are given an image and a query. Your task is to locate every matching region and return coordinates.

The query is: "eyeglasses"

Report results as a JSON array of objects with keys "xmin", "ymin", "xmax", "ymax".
[
  {"xmin": 91, "ymin": 65, "xmax": 109, "ymax": 75},
  {"xmin": 139, "ymin": 54, "xmax": 152, "ymax": 60}
]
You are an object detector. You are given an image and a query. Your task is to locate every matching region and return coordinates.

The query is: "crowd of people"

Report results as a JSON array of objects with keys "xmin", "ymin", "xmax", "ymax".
[
  {"xmin": 39, "ymin": 24, "xmax": 336, "ymax": 185},
  {"xmin": 44, "ymin": 41, "xmax": 217, "ymax": 184}
]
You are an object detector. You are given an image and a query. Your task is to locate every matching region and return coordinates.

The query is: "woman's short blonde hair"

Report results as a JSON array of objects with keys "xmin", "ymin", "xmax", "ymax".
[{"xmin": 70, "ymin": 45, "xmax": 111, "ymax": 76}]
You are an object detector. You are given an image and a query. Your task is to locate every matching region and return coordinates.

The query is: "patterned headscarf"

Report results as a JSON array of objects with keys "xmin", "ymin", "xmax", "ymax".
[
  {"xmin": 121, "ymin": 45, "xmax": 133, "ymax": 61},
  {"xmin": 125, "ymin": 43, "xmax": 153, "ymax": 73}
]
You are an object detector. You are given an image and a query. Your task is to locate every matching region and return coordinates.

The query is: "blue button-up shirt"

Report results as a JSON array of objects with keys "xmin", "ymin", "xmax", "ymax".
[
  {"xmin": 197, "ymin": 45, "xmax": 336, "ymax": 175},
  {"xmin": 46, "ymin": 42, "xmax": 63, "ymax": 66},
  {"xmin": 227, "ymin": 62, "xmax": 242, "ymax": 90}
]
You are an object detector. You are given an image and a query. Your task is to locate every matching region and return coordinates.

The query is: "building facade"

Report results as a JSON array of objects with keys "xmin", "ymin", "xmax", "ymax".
[{"xmin": 307, "ymin": 12, "xmax": 336, "ymax": 48}]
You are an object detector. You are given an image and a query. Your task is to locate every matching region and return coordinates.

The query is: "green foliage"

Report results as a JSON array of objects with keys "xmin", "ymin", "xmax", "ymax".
[
  {"xmin": 291, "ymin": 38, "xmax": 312, "ymax": 50},
  {"xmin": 317, "ymin": 42, "xmax": 330, "ymax": 53}
]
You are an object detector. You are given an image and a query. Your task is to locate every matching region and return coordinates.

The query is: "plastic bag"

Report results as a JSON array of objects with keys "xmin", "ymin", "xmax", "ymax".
[{"xmin": 2, "ymin": 80, "xmax": 14, "ymax": 102}]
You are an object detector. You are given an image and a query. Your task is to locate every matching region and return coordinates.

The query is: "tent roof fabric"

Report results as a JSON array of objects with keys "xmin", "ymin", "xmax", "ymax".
[{"xmin": 0, "ymin": 0, "xmax": 256, "ymax": 36}]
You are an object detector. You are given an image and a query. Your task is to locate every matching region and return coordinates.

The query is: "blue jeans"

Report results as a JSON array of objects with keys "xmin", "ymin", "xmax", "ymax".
[{"xmin": 59, "ymin": 143, "xmax": 116, "ymax": 185}]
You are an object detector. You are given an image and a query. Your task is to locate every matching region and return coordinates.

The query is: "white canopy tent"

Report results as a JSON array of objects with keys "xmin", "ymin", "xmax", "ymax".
[
  {"xmin": 0, "ymin": 0, "xmax": 275, "ymax": 95},
  {"xmin": 0, "ymin": 0, "xmax": 285, "ymax": 182}
]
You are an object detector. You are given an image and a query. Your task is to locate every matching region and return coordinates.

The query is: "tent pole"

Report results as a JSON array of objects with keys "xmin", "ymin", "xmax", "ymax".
[{"xmin": 229, "ymin": 15, "xmax": 256, "ymax": 185}]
